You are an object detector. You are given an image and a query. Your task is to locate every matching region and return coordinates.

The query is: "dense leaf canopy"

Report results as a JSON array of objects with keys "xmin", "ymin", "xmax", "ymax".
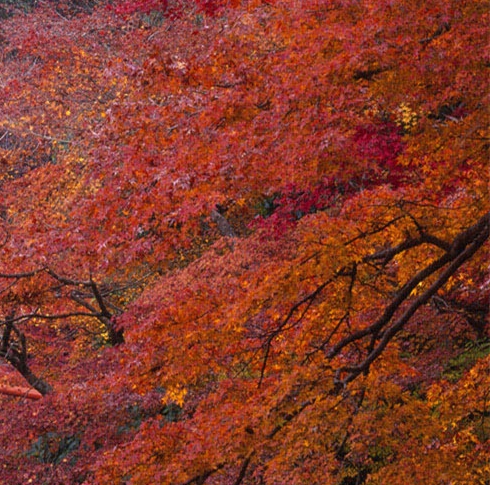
[{"xmin": 0, "ymin": 0, "xmax": 488, "ymax": 484}]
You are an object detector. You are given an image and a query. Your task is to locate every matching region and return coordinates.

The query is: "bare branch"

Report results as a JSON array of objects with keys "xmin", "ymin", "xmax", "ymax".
[
  {"xmin": 178, "ymin": 464, "xmax": 225, "ymax": 485},
  {"xmin": 232, "ymin": 452, "xmax": 254, "ymax": 485},
  {"xmin": 258, "ymin": 276, "xmax": 336, "ymax": 386},
  {"xmin": 0, "ymin": 269, "xmax": 44, "ymax": 279},
  {"xmin": 339, "ymin": 212, "xmax": 489, "ymax": 384},
  {"xmin": 0, "ymin": 314, "xmax": 52, "ymax": 395}
]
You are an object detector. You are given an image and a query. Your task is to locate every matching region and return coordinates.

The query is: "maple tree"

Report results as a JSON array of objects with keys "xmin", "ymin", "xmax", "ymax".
[{"xmin": 0, "ymin": 0, "xmax": 488, "ymax": 484}]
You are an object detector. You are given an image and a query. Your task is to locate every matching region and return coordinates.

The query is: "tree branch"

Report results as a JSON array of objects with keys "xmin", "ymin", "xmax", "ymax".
[
  {"xmin": 232, "ymin": 452, "xmax": 254, "ymax": 485},
  {"xmin": 0, "ymin": 314, "xmax": 52, "ymax": 395},
  {"xmin": 337, "ymin": 212, "xmax": 489, "ymax": 384}
]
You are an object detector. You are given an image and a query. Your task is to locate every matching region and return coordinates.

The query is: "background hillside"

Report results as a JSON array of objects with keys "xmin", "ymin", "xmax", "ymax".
[{"xmin": 0, "ymin": 0, "xmax": 488, "ymax": 483}]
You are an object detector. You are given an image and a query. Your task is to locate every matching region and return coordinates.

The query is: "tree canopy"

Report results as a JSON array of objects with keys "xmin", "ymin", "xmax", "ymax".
[{"xmin": 0, "ymin": 0, "xmax": 488, "ymax": 483}]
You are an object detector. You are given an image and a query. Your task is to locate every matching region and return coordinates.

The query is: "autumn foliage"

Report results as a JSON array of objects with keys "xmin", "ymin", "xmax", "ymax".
[{"xmin": 0, "ymin": 0, "xmax": 488, "ymax": 483}]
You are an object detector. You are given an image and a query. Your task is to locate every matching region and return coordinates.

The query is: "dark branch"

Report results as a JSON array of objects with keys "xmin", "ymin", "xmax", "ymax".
[
  {"xmin": 0, "ymin": 269, "xmax": 44, "ymax": 279},
  {"xmin": 11, "ymin": 311, "xmax": 104, "ymax": 323},
  {"xmin": 233, "ymin": 452, "xmax": 254, "ymax": 485},
  {"xmin": 338, "ymin": 212, "xmax": 490, "ymax": 384},
  {"xmin": 0, "ymin": 314, "xmax": 52, "ymax": 395},
  {"xmin": 328, "ymin": 249, "xmax": 453, "ymax": 359},
  {"xmin": 258, "ymin": 276, "xmax": 336, "ymax": 386},
  {"xmin": 178, "ymin": 464, "xmax": 225, "ymax": 485}
]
